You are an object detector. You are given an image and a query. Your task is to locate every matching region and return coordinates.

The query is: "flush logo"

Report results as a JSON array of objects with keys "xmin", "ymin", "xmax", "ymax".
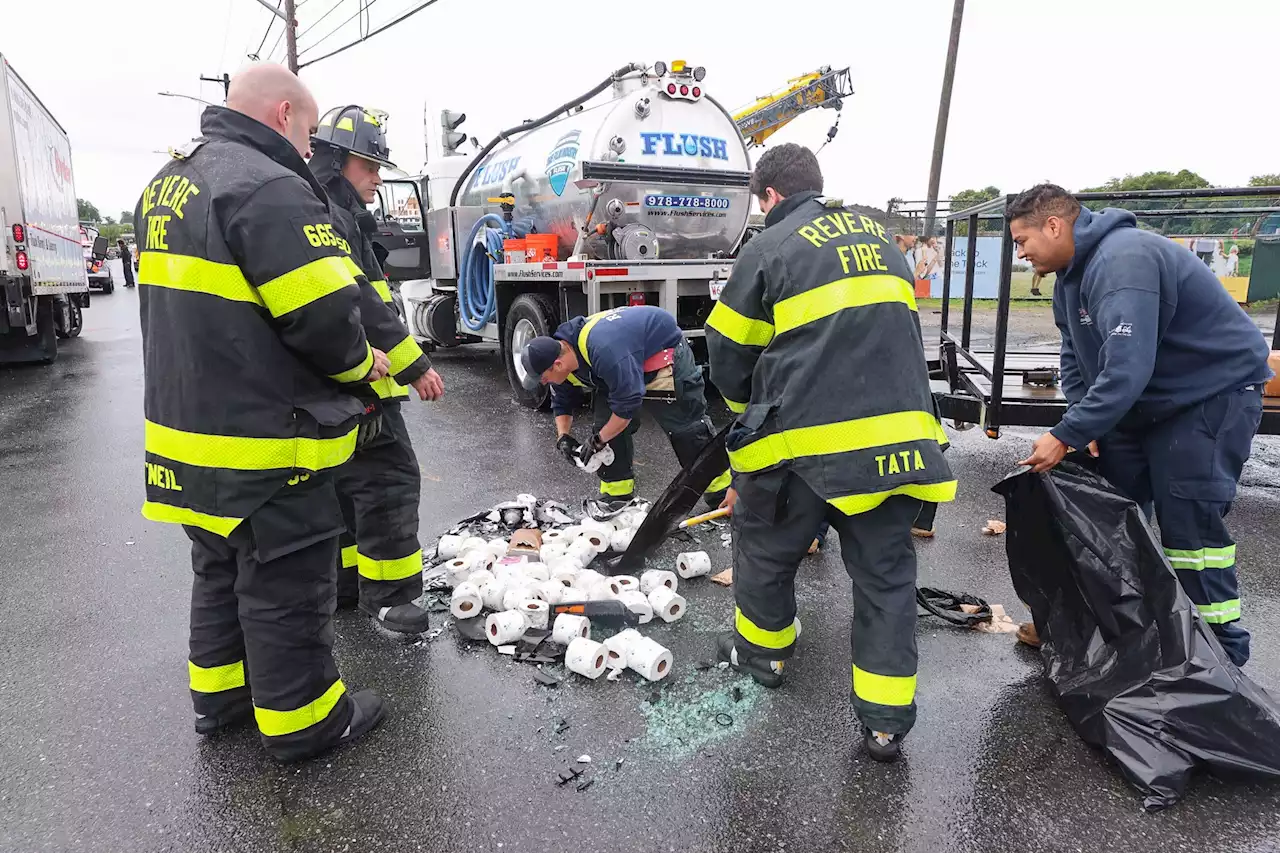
[
  {"xmin": 545, "ymin": 130, "xmax": 581, "ymax": 196},
  {"xmin": 640, "ymin": 132, "xmax": 729, "ymax": 161}
]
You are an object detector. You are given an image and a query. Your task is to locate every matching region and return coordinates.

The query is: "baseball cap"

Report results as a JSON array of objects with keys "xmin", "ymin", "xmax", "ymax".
[{"xmin": 519, "ymin": 336, "xmax": 562, "ymax": 391}]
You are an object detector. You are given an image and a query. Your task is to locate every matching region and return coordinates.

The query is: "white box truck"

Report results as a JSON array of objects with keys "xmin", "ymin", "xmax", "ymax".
[{"xmin": 0, "ymin": 52, "xmax": 97, "ymax": 364}]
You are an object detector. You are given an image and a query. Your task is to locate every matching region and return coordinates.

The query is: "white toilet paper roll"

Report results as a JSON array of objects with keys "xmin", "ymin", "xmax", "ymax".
[
  {"xmin": 494, "ymin": 563, "xmax": 528, "ymax": 582},
  {"xmin": 618, "ymin": 589, "xmax": 654, "ymax": 624},
  {"xmin": 602, "ymin": 629, "xmax": 643, "ymax": 670},
  {"xmin": 479, "ymin": 578, "xmax": 508, "ymax": 611},
  {"xmin": 551, "ymin": 565, "xmax": 579, "ymax": 587},
  {"xmin": 437, "ymin": 534, "xmax": 465, "ymax": 560},
  {"xmin": 461, "ymin": 536, "xmax": 487, "ymax": 555},
  {"xmin": 613, "ymin": 575, "xmax": 639, "ymax": 592},
  {"xmin": 613, "ymin": 511, "xmax": 639, "ymax": 531},
  {"xmin": 466, "ymin": 569, "xmax": 496, "ymax": 588},
  {"xmin": 502, "ymin": 586, "xmax": 536, "ymax": 612},
  {"xmin": 559, "ymin": 586, "xmax": 587, "ymax": 603},
  {"xmin": 487, "ymin": 539, "xmax": 509, "ymax": 560},
  {"xmin": 568, "ymin": 538, "xmax": 598, "ymax": 563},
  {"xmin": 520, "ymin": 599, "xmax": 550, "ymax": 630},
  {"xmin": 534, "ymin": 580, "xmax": 565, "ymax": 605},
  {"xmin": 522, "ymin": 562, "xmax": 550, "ymax": 582},
  {"xmin": 580, "ymin": 531, "xmax": 610, "ymax": 554},
  {"xmin": 486, "ymin": 610, "xmax": 528, "ymax": 646},
  {"xmin": 463, "ymin": 550, "xmax": 496, "ymax": 573},
  {"xmin": 558, "ymin": 525, "xmax": 583, "ymax": 542},
  {"xmin": 627, "ymin": 636, "xmax": 673, "ymax": 681},
  {"xmin": 586, "ymin": 580, "xmax": 617, "ymax": 602},
  {"xmin": 450, "ymin": 582, "xmax": 483, "ymax": 619},
  {"xmin": 445, "ymin": 555, "xmax": 476, "ymax": 586},
  {"xmin": 576, "ymin": 569, "xmax": 605, "ymax": 589},
  {"xmin": 794, "ymin": 616, "xmax": 802, "ymax": 639},
  {"xmin": 647, "ymin": 586, "xmax": 687, "ymax": 623},
  {"xmin": 640, "ymin": 569, "xmax": 679, "ymax": 595},
  {"xmin": 541, "ymin": 529, "xmax": 570, "ymax": 545},
  {"xmin": 675, "ymin": 551, "xmax": 712, "ymax": 579},
  {"xmin": 611, "ymin": 527, "xmax": 635, "ymax": 552},
  {"xmin": 565, "ymin": 637, "xmax": 608, "ymax": 680},
  {"xmin": 540, "ymin": 543, "xmax": 568, "ymax": 564},
  {"xmin": 552, "ymin": 612, "xmax": 591, "ymax": 645}
]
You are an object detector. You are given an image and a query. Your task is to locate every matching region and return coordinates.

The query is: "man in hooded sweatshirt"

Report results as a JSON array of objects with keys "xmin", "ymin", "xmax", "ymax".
[
  {"xmin": 1011, "ymin": 184, "xmax": 1272, "ymax": 667},
  {"xmin": 309, "ymin": 105, "xmax": 445, "ymax": 635}
]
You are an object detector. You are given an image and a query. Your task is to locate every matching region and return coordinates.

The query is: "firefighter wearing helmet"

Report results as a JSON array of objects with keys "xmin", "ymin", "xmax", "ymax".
[{"xmin": 309, "ymin": 105, "xmax": 446, "ymax": 635}]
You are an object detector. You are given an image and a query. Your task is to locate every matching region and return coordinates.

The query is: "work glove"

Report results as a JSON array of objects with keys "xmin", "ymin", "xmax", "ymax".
[
  {"xmin": 356, "ymin": 401, "xmax": 383, "ymax": 449},
  {"xmin": 573, "ymin": 433, "xmax": 613, "ymax": 473},
  {"xmin": 556, "ymin": 434, "xmax": 582, "ymax": 463}
]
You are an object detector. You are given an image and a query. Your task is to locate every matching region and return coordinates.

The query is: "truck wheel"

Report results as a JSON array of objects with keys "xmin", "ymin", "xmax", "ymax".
[
  {"xmin": 503, "ymin": 292, "xmax": 559, "ymax": 410},
  {"xmin": 56, "ymin": 298, "xmax": 83, "ymax": 339},
  {"xmin": 35, "ymin": 298, "xmax": 58, "ymax": 364},
  {"xmin": 102, "ymin": 279, "xmax": 114, "ymax": 295}
]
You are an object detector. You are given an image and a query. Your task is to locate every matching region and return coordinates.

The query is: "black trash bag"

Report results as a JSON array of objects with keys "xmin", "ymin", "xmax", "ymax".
[
  {"xmin": 604, "ymin": 422, "xmax": 731, "ymax": 574},
  {"xmin": 993, "ymin": 462, "xmax": 1280, "ymax": 811},
  {"xmin": 916, "ymin": 586, "xmax": 992, "ymax": 627}
]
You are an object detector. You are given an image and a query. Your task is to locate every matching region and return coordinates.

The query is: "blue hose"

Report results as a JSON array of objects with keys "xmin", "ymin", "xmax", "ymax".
[{"xmin": 458, "ymin": 213, "xmax": 507, "ymax": 332}]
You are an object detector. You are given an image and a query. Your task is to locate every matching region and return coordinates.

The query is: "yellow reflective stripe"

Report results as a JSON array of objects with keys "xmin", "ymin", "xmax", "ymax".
[
  {"xmin": 852, "ymin": 665, "xmax": 916, "ymax": 707},
  {"xmin": 145, "ymin": 419, "xmax": 357, "ymax": 472},
  {"xmin": 723, "ymin": 396, "xmax": 748, "ymax": 414},
  {"xmin": 370, "ymin": 276, "xmax": 394, "ymax": 303},
  {"xmin": 336, "ymin": 116, "xmax": 355, "ymax": 132},
  {"xmin": 1164, "ymin": 545, "xmax": 1237, "ymax": 569},
  {"xmin": 258, "ymin": 256, "xmax": 358, "ymax": 318},
  {"xmin": 188, "ymin": 659, "xmax": 246, "ymax": 694},
  {"xmin": 828, "ymin": 480, "xmax": 958, "ymax": 516},
  {"xmin": 774, "ymin": 274, "xmax": 917, "ymax": 335},
  {"xmin": 567, "ymin": 372, "xmax": 588, "ymax": 388},
  {"xmin": 371, "ymin": 376, "xmax": 408, "ymax": 399},
  {"xmin": 735, "ymin": 606, "xmax": 796, "ymax": 650},
  {"xmin": 728, "ymin": 410, "xmax": 948, "ymax": 474},
  {"xmin": 600, "ymin": 478, "xmax": 635, "ymax": 496},
  {"xmin": 706, "ymin": 469, "xmax": 733, "ymax": 494},
  {"xmin": 254, "ymin": 679, "xmax": 347, "ymax": 737},
  {"xmin": 386, "ymin": 335, "xmax": 425, "ymax": 376},
  {"xmin": 329, "ymin": 344, "xmax": 374, "ymax": 383},
  {"xmin": 1197, "ymin": 599, "xmax": 1242, "ymax": 624},
  {"xmin": 142, "ymin": 501, "xmax": 243, "ymax": 537},
  {"xmin": 357, "ymin": 549, "xmax": 424, "ymax": 582},
  {"xmin": 706, "ymin": 300, "xmax": 774, "ymax": 347},
  {"xmin": 577, "ymin": 312, "xmax": 613, "ymax": 368},
  {"xmin": 138, "ymin": 253, "xmax": 264, "ymax": 306},
  {"xmin": 341, "ymin": 545, "xmax": 358, "ymax": 569}
]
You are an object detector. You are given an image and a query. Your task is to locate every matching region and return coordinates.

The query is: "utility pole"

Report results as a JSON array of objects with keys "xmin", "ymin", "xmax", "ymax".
[
  {"xmin": 199, "ymin": 73, "xmax": 231, "ymax": 101},
  {"xmin": 923, "ymin": 0, "xmax": 965, "ymax": 238},
  {"xmin": 284, "ymin": 0, "xmax": 299, "ymax": 74}
]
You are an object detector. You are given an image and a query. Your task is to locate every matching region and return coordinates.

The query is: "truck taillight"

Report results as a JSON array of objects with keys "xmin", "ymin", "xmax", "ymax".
[
  {"xmin": 15, "ymin": 251, "xmax": 29, "ymax": 271},
  {"xmin": 628, "ymin": 292, "xmax": 645, "ymax": 306},
  {"xmin": 680, "ymin": 85, "xmax": 689, "ymax": 96},
  {"xmin": 11, "ymin": 224, "xmax": 24, "ymax": 244},
  {"xmin": 667, "ymin": 84, "xmax": 676, "ymax": 95},
  {"xmin": 692, "ymin": 87, "xmax": 701, "ymax": 98}
]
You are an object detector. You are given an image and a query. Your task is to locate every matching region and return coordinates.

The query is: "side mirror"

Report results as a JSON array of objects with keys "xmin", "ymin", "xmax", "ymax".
[{"xmin": 91, "ymin": 236, "xmax": 109, "ymax": 260}]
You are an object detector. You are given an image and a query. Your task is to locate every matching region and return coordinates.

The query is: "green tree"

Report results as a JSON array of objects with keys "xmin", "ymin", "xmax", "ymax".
[
  {"xmin": 1080, "ymin": 170, "xmax": 1211, "ymax": 193},
  {"xmin": 949, "ymin": 186, "xmax": 1001, "ymax": 236},
  {"xmin": 103, "ymin": 215, "xmax": 116, "ymax": 226},
  {"xmin": 1248, "ymin": 174, "xmax": 1280, "ymax": 187},
  {"xmin": 77, "ymin": 198, "xmax": 101, "ymax": 222},
  {"xmin": 119, "ymin": 211, "xmax": 134, "ymax": 225}
]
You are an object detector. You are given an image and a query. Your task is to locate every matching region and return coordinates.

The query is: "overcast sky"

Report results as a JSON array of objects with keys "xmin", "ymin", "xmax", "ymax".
[{"xmin": 6, "ymin": 0, "xmax": 1276, "ymax": 221}]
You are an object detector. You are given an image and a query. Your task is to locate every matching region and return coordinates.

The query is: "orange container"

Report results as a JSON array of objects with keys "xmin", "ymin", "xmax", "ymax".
[
  {"xmin": 502, "ymin": 239, "xmax": 526, "ymax": 265},
  {"xmin": 524, "ymin": 233, "xmax": 559, "ymax": 262}
]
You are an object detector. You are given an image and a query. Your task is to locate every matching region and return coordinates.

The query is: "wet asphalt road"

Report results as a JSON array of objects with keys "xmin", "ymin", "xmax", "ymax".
[{"xmin": 3, "ymin": 290, "xmax": 1280, "ymax": 853}]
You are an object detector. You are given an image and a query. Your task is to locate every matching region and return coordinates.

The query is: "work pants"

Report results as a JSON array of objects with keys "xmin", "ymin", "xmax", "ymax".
[
  {"xmin": 731, "ymin": 469, "xmax": 921, "ymax": 734},
  {"xmin": 593, "ymin": 339, "xmax": 731, "ymax": 502},
  {"xmin": 186, "ymin": 473, "xmax": 353, "ymax": 761},
  {"xmin": 1098, "ymin": 385, "xmax": 1263, "ymax": 667},
  {"xmin": 335, "ymin": 403, "xmax": 424, "ymax": 610}
]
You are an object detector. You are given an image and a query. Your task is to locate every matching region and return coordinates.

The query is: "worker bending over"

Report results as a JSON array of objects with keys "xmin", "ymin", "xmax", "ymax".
[
  {"xmin": 1013, "ymin": 184, "xmax": 1272, "ymax": 667},
  {"xmin": 309, "ymin": 104, "xmax": 445, "ymax": 635},
  {"xmin": 519, "ymin": 305, "xmax": 730, "ymax": 511},
  {"xmin": 137, "ymin": 64, "xmax": 386, "ymax": 761},
  {"xmin": 707, "ymin": 144, "xmax": 955, "ymax": 762}
]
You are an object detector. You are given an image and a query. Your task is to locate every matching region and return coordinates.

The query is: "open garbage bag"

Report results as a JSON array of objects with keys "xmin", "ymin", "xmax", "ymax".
[{"xmin": 993, "ymin": 462, "xmax": 1280, "ymax": 810}]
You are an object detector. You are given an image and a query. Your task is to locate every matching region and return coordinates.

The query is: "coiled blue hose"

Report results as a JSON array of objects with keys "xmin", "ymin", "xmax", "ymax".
[{"xmin": 458, "ymin": 213, "xmax": 507, "ymax": 332}]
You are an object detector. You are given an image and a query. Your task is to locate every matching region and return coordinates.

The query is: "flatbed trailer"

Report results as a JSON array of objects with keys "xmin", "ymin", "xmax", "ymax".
[{"xmin": 932, "ymin": 186, "xmax": 1280, "ymax": 437}]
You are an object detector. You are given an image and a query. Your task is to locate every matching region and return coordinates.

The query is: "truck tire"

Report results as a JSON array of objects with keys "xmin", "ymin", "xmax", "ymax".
[
  {"xmin": 55, "ymin": 297, "xmax": 83, "ymax": 339},
  {"xmin": 102, "ymin": 278, "xmax": 114, "ymax": 295},
  {"xmin": 503, "ymin": 292, "xmax": 559, "ymax": 410},
  {"xmin": 34, "ymin": 297, "xmax": 57, "ymax": 364}
]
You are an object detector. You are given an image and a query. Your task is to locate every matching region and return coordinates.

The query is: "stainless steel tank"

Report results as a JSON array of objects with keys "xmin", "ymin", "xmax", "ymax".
[{"xmin": 455, "ymin": 73, "xmax": 751, "ymax": 260}]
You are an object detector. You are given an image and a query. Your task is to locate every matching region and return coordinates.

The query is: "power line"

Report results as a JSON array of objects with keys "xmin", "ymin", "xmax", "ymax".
[
  {"xmin": 298, "ymin": 0, "xmax": 379, "ymax": 58},
  {"xmin": 250, "ymin": 4, "xmax": 278, "ymax": 60},
  {"xmin": 299, "ymin": 0, "xmax": 440, "ymax": 69},
  {"xmin": 267, "ymin": 18, "xmax": 288, "ymax": 62},
  {"xmin": 295, "ymin": 0, "xmax": 347, "ymax": 42}
]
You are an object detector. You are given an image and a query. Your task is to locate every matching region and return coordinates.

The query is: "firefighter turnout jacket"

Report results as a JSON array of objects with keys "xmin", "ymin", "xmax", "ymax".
[
  {"xmin": 707, "ymin": 190, "xmax": 956, "ymax": 515},
  {"xmin": 136, "ymin": 106, "xmax": 377, "ymax": 538},
  {"xmin": 309, "ymin": 145, "xmax": 431, "ymax": 402}
]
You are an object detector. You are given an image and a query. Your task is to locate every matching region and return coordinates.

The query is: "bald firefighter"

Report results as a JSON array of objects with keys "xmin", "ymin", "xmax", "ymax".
[
  {"xmin": 137, "ymin": 65, "xmax": 387, "ymax": 760},
  {"xmin": 707, "ymin": 144, "xmax": 956, "ymax": 762},
  {"xmin": 309, "ymin": 104, "xmax": 445, "ymax": 634}
]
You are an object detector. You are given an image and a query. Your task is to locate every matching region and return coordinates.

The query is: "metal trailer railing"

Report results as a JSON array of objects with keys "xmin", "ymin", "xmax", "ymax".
[{"xmin": 932, "ymin": 186, "xmax": 1280, "ymax": 438}]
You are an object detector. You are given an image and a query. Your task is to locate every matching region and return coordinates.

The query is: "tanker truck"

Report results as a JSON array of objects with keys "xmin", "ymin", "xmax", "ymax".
[{"xmin": 373, "ymin": 60, "xmax": 753, "ymax": 409}]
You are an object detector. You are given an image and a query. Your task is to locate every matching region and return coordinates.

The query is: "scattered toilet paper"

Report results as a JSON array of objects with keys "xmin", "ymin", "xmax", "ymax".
[
  {"xmin": 450, "ymin": 582, "xmax": 483, "ymax": 619},
  {"xmin": 676, "ymin": 551, "xmax": 712, "ymax": 579},
  {"xmin": 478, "ymin": 579, "xmax": 508, "ymax": 611},
  {"xmin": 618, "ymin": 590, "xmax": 654, "ymax": 624},
  {"xmin": 552, "ymin": 612, "xmax": 591, "ymax": 645},
  {"xmin": 522, "ymin": 562, "xmax": 550, "ymax": 582},
  {"xmin": 535, "ymin": 580, "xmax": 565, "ymax": 605},
  {"xmin": 640, "ymin": 569, "xmax": 678, "ymax": 595},
  {"xmin": 565, "ymin": 637, "xmax": 608, "ymax": 679},
  {"xmin": 487, "ymin": 539, "xmax": 509, "ymax": 560},
  {"xmin": 466, "ymin": 569, "xmax": 496, "ymax": 588},
  {"xmin": 648, "ymin": 586, "xmax": 687, "ymax": 623},
  {"xmin": 502, "ymin": 586, "xmax": 536, "ymax": 612},
  {"xmin": 602, "ymin": 629, "xmax": 642, "ymax": 670},
  {"xmin": 437, "ymin": 534, "xmax": 465, "ymax": 560},
  {"xmin": 521, "ymin": 599, "xmax": 550, "ymax": 630},
  {"xmin": 486, "ymin": 610, "xmax": 527, "ymax": 646},
  {"xmin": 627, "ymin": 636, "xmax": 672, "ymax": 682},
  {"xmin": 611, "ymin": 527, "xmax": 635, "ymax": 552}
]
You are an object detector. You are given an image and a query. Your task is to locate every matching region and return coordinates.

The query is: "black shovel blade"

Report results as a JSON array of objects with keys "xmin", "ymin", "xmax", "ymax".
[{"xmin": 604, "ymin": 422, "xmax": 731, "ymax": 575}]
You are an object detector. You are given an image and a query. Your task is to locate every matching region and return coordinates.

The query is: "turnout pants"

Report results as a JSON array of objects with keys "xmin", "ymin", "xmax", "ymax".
[
  {"xmin": 336, "ymin": 403, "xmax": 424, "ymax": 610},
  {"xmin": 593, "ymin": 339, "xmax": 731, "ymax": 502},
  {"xmin": 186, "ymin": 473, "xmax": 353, "ymax": 761},
  {"xmin": 732, "ymin": 469, "xmax": 921, "ymax": 734},
  {"xmin": 1098, "ymin": 385, "xmax": 1263, "ymax": 667}
]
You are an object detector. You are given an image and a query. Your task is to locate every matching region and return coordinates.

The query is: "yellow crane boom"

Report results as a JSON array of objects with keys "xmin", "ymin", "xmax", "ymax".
[{"xmin": 733, "ymin": 66, "xmax": 853, "ymax": 148}]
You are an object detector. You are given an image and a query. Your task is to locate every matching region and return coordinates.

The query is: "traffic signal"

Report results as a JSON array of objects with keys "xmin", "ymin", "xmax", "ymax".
[{"xmin": 441, "ymin": 110, "xmax": 467, "ymax": 156}]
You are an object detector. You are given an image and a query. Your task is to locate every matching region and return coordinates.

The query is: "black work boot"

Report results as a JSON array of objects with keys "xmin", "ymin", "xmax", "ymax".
[
  {"xmin": 361, "ymin": 601, "xmax": 431, "ymax": 634},
  {"xmin": 280, "ymin": 689, "xmax": 386, "ymax": 763},
  {"xmin": 864, "ymin": 728, "xmax": 906, "ymax": 763},
  {"xmin": 716, "ymin": 634, "xmax": 786, "ymax": 688},
  {"xmin": 195, "ymin": 696, "xmax": 253, "ymax": 735}
]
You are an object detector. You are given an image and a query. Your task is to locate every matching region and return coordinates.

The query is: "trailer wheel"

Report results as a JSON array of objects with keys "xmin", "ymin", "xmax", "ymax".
[
  {"xmin": 34, "ymin": 298, "xmax": 58, "ymax": 364},
  {"xmin": 504, "ymin": 292, "xmax": 559, "ymax": 410},
  {"xmin": 56, "ymin": 297, "xmax": 83, "ymax": 339}
]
